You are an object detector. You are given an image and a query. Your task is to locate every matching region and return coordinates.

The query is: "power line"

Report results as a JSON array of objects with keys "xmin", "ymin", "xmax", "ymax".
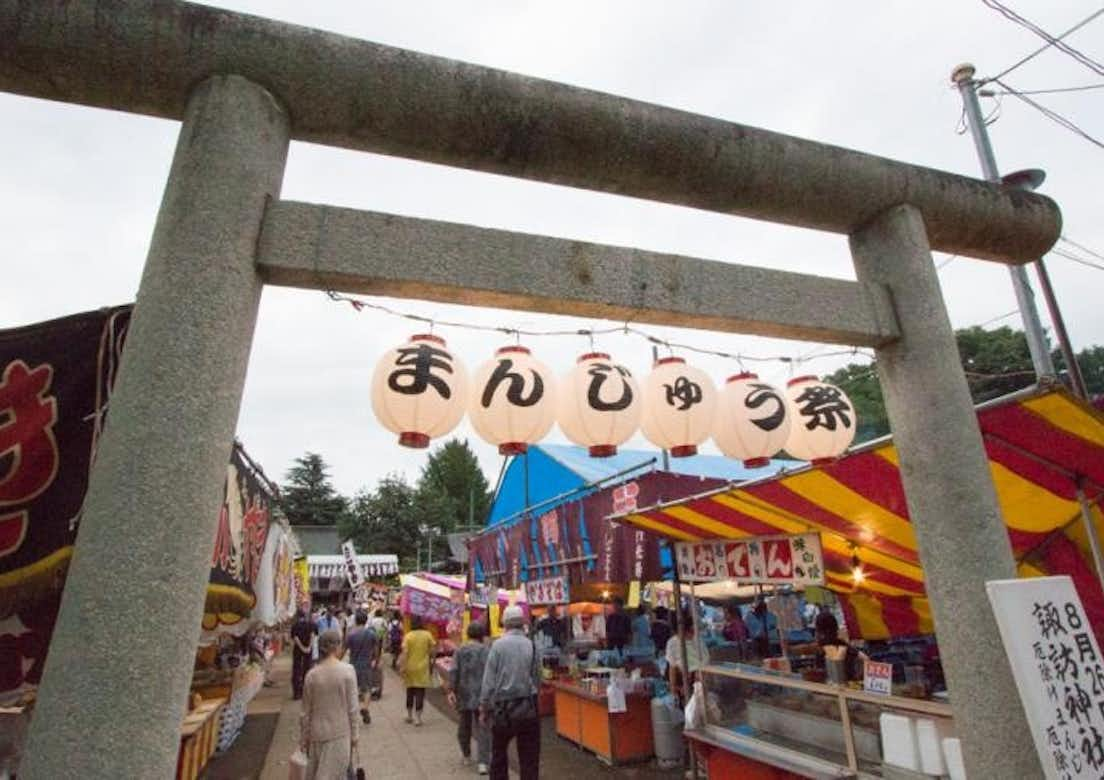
[
  {"xmin": 937, "ymin": 254, "xmax": 959, "ymax": 270},
  {"xmin": 1060, "ymin": 235, "xmax": 1104, "ymax": 263},
  {"xmin": 994, "ymin": 78, "xmax": 1104, "ymax": 150},
  {"xmin": 977, "ymin": 309, "xmax": 1020, "ymax": 327},
  {"xmin": 981, "ymin": 1, "xmax": 1104, "ymax": 79},
  {"xmin": 989, "ymin": 82, "xmax": 1104, "ymax": 96},
  {"xmin": 1051, "ymin": 248, "xmax": 1104, "ymax": 273}
]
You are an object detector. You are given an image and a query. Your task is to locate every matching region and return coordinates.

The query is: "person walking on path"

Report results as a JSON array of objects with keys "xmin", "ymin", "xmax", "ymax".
[
  {"xmin": 399, "ymin": 614, "xmax": 436, "ymax": 726},
  {"xmin": 291, "ymin": 609, "xmax": 316, "ymax": 700},
  {"xmin": 344, "ymin": 609, "xmax": 379, "ymax": 725},
  {"xmin": 479, "ymin": 605, "xmax": 541, "ymax": 780},
  {"xmin": 388, "ymin": 611, "xmax": 404, "ymax": 670},
  {"xmin": 300, "ymin": 629, "xmax": 360, "ymax": 780},
  {"xmin": 447, "ymin": 621, "xmax": 491, "ymax": 774}
]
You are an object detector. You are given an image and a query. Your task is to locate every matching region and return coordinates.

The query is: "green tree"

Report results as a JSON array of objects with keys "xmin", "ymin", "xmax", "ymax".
[
  {"xmin": 280, "ymin": 452, "xmax": 348, "ymax": 526},
  {"xmin": 414, "ymin": 438, "xmax": 492, "ymax": 533},
  {"xmin": 825, "ymin": 327, "xmax": 1102, "ymax": 444},
  {"xmin": 339, "ymin": 474, "xmax": 422, "ymax": 568}
]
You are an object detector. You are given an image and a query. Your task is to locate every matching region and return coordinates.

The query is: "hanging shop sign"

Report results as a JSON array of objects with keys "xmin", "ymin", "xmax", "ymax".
[
  {"xmin": 988, "ymin": 576, "xmax": 1104, "ymax": 779},
  {"xmin": 341, "ymin": 540, "xmax": 363, "ymax": 588},
  {"xmin": 525, "ymin": 575, "xmax": 570, "ymax": 605},
  {"xmin": 674, "ymin": 532, "xmax": 825, "ymax": 586}
]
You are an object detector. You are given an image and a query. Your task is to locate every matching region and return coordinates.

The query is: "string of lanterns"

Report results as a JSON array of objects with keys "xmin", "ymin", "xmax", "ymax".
[{"xmin": 370, "ymin": 333, "xmax": 858, "ymax": 466}]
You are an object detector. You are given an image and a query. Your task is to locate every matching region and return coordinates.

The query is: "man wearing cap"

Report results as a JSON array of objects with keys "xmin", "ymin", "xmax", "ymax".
[{"xmin": 479, "ymin": 605, "xmax": 541, "ymax": 780}]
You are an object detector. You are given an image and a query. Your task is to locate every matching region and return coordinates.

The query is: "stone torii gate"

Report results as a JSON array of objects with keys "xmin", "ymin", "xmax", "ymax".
[{"xmin": 1, "ymin": 2, "xmax": 1060, "ymax": 777}]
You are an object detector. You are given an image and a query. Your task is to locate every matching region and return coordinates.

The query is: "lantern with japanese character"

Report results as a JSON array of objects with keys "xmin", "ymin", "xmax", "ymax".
[
  {"xmin": 371, "ymin": 333, "xmax": 468, "ymax": 448},
  {"xmin": 557, "ymin": 352, "xmax": 641, "ymax": 457},
  {"xmin": 641, "ymin": 357, "xmax": 717, "ymax": 457},
  {"xmin": 713, "ymin": 372, "xmax": 791, "ymax": 467},
  {"xmin": 783, "ymin": 376, "xmax": 856, "ymax": 464},
  {"xmin": 469, "ymin": 345, "xmax": 557, "ymax": 455}
]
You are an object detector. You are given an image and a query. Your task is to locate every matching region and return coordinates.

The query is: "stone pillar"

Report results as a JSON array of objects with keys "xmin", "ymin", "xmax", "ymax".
[
  {"xmin": 22, "ymin": 75, "xmax": 289, "ymax": 779},
  {"xmin": 849, "ymin": 204, "xmax": 1040, "ymax": 777}
]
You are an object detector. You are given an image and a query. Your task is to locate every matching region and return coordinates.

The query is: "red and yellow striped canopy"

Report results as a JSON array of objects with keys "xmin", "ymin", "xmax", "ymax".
[{"xmin": 620, "ymin": 386, "xmax": 1104, "ymax": 641}]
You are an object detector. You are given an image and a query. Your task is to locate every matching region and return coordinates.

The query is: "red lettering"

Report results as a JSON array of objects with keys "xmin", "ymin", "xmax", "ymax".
[{"xmin": 0, "ymin": 361, "xmax": 59, "ymax": 506}]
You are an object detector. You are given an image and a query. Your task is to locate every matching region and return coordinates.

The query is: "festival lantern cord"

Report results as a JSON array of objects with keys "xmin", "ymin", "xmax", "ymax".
[
  {"xmin": 713, "ymin": 372, "xmax": 792, "ymax": 468},
  {"xmin": 641, "ymin": 356, "xmax": 717, "ymax": 458}
]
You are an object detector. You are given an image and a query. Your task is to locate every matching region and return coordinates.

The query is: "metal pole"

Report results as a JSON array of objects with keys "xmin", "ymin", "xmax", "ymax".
[
  {"xmin": 1000, "ymin": 169, "xmax": 1089, "ymax": 399},
  {"xmin": 21, "ymin": 75, "xmax": 290, "ymax": 778},
  {"xmin": 671, "ymin": 568, "xmax": 697, "ymax": 777},
  {"xmin": 951, "ymin": 64, "xmax": 1055, "ymax": 379},
  {"xmin": 1077, "ymin": 483, "xmax": 1104, "ymax": 599}
]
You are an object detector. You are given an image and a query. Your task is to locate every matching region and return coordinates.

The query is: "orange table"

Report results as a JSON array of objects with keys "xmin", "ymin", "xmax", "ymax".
[
  {"xmin": 177, "ymin": 698, "xmax": 225, "ymax": 780},
  {"xmin": 548, "ymin": 680, "xmax": 654, "ymax": 765}
]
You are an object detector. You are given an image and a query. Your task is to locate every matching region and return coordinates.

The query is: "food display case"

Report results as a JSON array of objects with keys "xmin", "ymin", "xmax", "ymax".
[{"xmin": 688, "ymin": 663, "xmax": 956, "ymax": 778}]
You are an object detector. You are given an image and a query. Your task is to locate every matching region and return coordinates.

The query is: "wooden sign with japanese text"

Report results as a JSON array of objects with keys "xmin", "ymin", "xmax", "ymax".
[
  {"xmin": 988, "ymin": 576, "xmax": 1104, "ymax": 779},
  {"xmin": 674, "ymin": 532, "xmax": 824, "ymax": 586},
  {"xmin": 525, "ymin": 575, "xmax": 570, "ymax": 605},
  {"xmin": 341, "ymin": 540, "xmax": 363, "ymax": 589}
]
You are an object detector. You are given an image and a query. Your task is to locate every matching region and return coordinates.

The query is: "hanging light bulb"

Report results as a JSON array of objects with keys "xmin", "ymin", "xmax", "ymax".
[{"xmin": 850, "ymin": 545, "xmax": 865, "ymax": 584}]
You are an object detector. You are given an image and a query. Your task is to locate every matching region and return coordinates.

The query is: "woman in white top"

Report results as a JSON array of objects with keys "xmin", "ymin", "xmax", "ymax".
[
  {"xmin": 665, "ymin": 609, "xmax": 705, "ymax": 700},
  {"xmin": 300, "ymin": 629, "xmax": 360, "ymax": 779}
]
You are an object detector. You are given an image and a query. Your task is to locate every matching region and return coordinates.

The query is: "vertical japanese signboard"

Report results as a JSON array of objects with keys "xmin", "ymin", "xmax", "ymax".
[
  {"xmin": 988, "ymin": 576, "xmax": 1104, "ymax": 779},
  {"xmin": 341, "ymin": 540, "xmax": 363, "ymax": 589},
  {"xmin": 674, "ymin": 532, "xmax": 825, "ymax": 586},
  {"xmin": 525, "ymin": 575, "xmax": 570, "ymax": 605}
]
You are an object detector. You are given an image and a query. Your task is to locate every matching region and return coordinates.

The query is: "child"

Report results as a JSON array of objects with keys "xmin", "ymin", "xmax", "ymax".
[{"xmin": 447, "ymin": 622, "xmax": 491, "ymax": 774}]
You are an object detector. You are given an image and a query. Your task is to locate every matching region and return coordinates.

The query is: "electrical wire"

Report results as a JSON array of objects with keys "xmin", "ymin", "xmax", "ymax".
[
  {"xmin": 989, "ymin": 82, "xmax": 1104, "ymax": 96},
  {"xmin": 1059, "ymin": 235, "xmax": 1104, "ymax": 263},
  {"xmin": 325, "ymin": 290, "xmax": 876, "ymax": 367},
  {"xmin": 1051, "ymin": 248, "xmax": 1104, "ymax": 272},
  {"xmin": 994, "ymin": 78, "xmax": 1104, "ymax": 150},
  {"xmin": 981, "ymin": 1, "xmax": 1104, "ymax": 79},
  {"xmin": 937, "ymin": 254, "xmax": 959, "ymax": 270}
]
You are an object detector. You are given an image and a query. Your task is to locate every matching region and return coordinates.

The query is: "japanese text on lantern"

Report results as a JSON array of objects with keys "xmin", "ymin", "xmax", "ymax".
[
  {"xmin": 0, "ymin": 360, "xmax": 60, "ymax": 558},
  {"xmin": 526, "ymin": 575, "xmax": 569, "ymax": 605},
  {"xmin": 674, "ymin": 532, "xmax": 824, "ymax": 586},
  {"xmin": 988, "ymin": 576, "xmax": 1104, "ymax": 779}
]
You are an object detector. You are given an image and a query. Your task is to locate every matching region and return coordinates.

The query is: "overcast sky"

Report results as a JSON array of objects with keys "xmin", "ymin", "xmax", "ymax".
[{"xmin": 2, "ymin": 1, "xmax": 1101, "ymax": 497}]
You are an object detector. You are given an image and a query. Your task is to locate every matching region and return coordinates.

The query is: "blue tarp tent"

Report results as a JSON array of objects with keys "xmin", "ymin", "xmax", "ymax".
[{"xmin": 487, "ymin": 443, "xmax": 796, "ymax": 527}]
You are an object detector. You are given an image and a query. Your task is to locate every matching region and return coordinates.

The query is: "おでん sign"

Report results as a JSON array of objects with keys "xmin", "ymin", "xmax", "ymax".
[
  {"xmin": 674, "ymin": 532, "xmax": 824, "ymax": 586},
  {"xmin": 987, "ymin": 576, "xmax": 1104, "ymax": 779}
]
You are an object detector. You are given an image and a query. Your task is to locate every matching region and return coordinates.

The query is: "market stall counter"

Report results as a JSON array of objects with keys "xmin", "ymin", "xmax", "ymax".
[
  {"xmin": 177, "ymin": 697, "xmax": 225, "ymax": 780},
  {"xmin": 547, "ymin": 676, "xmax": 655, "ymax": 765}
]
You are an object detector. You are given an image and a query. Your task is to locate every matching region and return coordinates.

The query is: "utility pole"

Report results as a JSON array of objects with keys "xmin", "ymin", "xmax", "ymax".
[{"xmin": 951, "ymin": 64, "xmax": 1056, "ymax": 380}]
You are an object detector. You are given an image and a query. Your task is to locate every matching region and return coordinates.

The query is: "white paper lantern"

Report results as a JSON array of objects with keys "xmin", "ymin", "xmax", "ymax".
[
  {"xmin": 469, "ymin": 345, "xmax": 557, "ymax": 455},
  {"xmin": 371, "ymin": 333, "xmax": 468, "ymax": 448},
  {"xmin": 783, "ymin": 375, "xmax": 857, "ymax": 464},
  {"xmin": 641, "ymin": 357, "xmax": 717, "ymax": 457},
  {"xmin": 713, "ymin": 372, "xmax": 791, "ymax": 467},
  {"xmin": 557, "ymin": 352, "xmax": 641, "ymax": 457}
]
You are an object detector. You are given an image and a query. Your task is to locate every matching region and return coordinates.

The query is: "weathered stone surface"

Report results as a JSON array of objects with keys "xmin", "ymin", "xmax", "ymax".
[
  {"xmin": 258, "ymin": 201, "xmax": 899, "ymax": 346},
  {"xmin": 850, "ymin": 204, "xmax": 1041, "ymax": 779},
  {"xmin": 20, "ymin": 75, "xmax": 289, "ymax": 779},
  {"xmin": 0, "ymin": 0, "xmax": 1059, "ymax": 263}
]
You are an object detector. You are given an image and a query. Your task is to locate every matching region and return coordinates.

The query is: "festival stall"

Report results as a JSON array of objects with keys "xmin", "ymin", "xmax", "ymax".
[
  {"xmin": 612, "ymin": 385, "xmax": 1104, "ymax": 778},
  {"xmin": 0, "ymin": 307, "xmax": 298, "ymax": 776},
  {"xmin": 466, "ymin": 443, "xmax": 792, "ymax": 766},
  {"xmin": 307, "ymin": 552, "xmax": 398, "ymax": 607}
]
